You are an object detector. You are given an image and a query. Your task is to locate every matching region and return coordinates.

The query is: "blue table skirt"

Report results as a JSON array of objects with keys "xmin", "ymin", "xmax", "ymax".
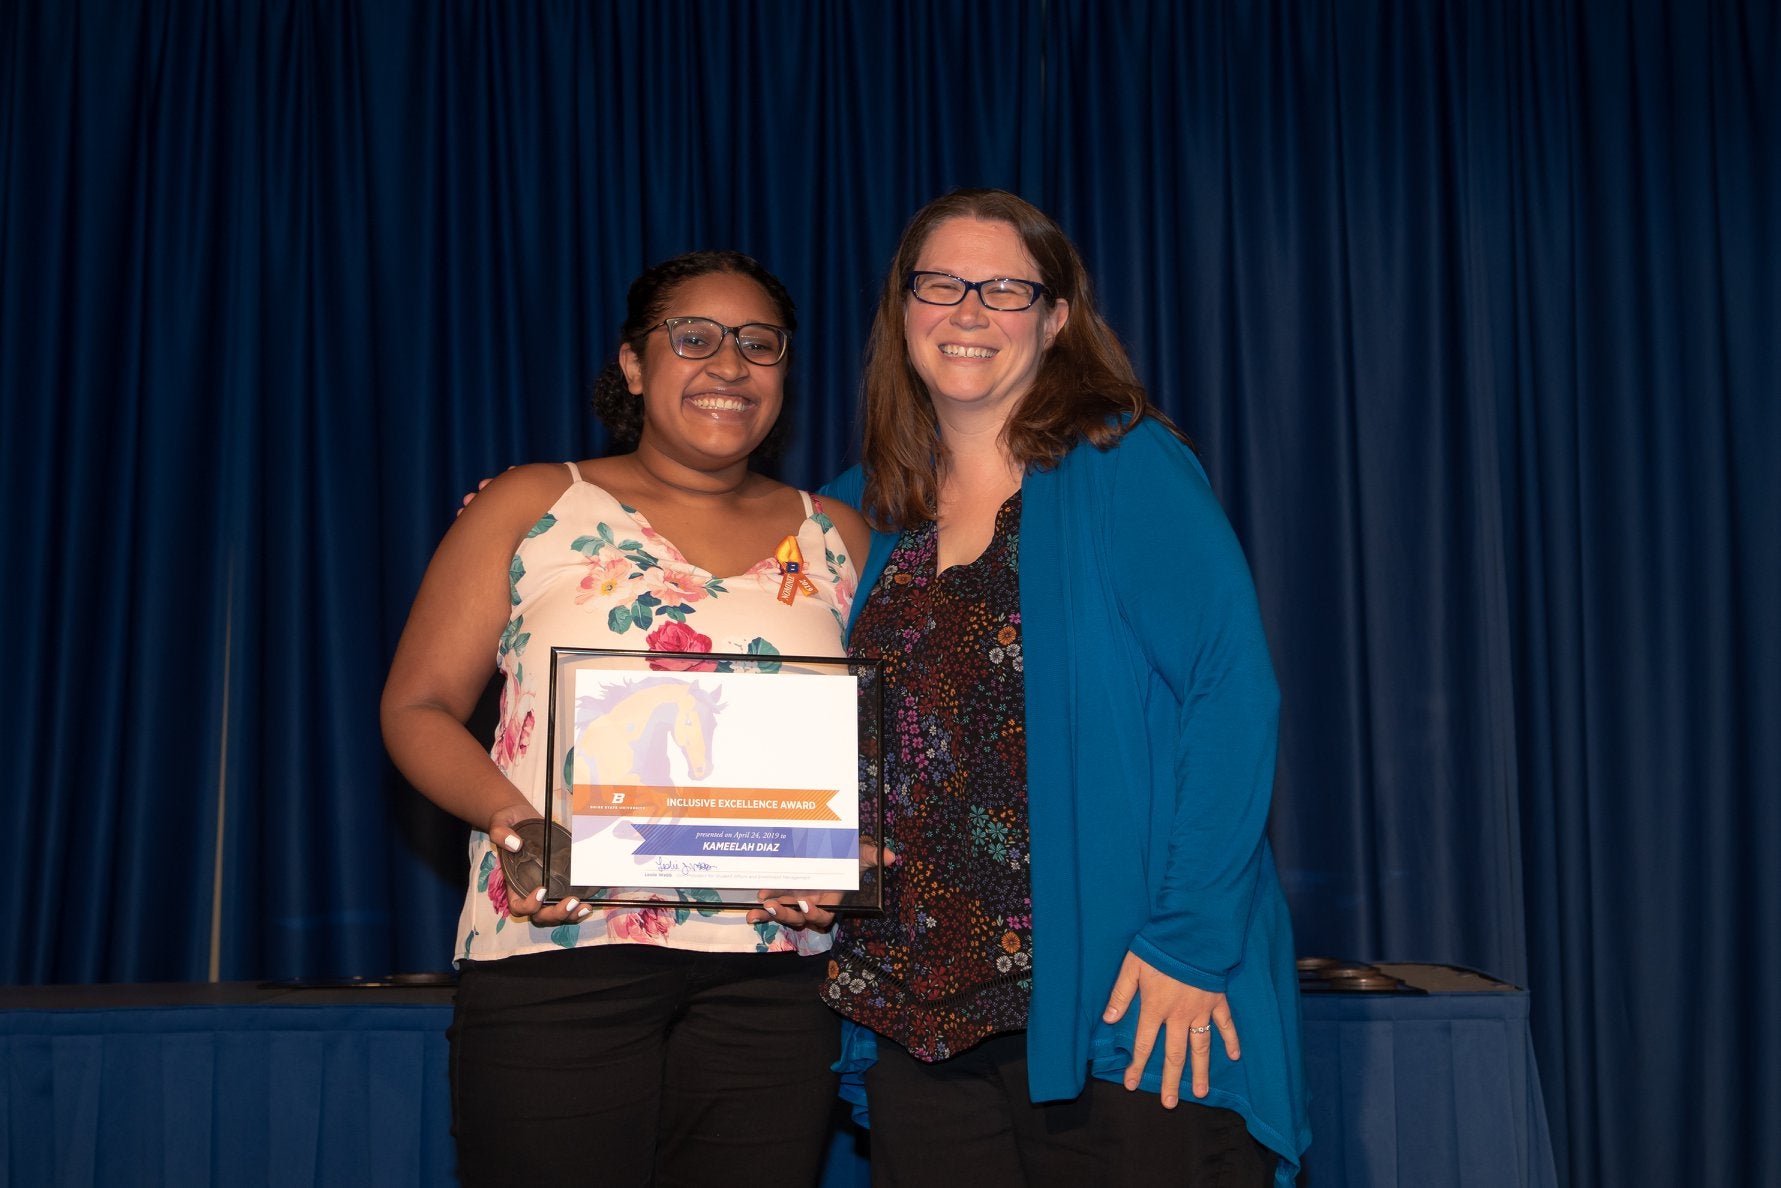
[
  {"xmin": 3, "ymin": 976, "xmax": 1555, "ymax": 1186},
  {"xmin": 1298, "ymin": 985, "xmax": 1559, "ymax": 1187},
  {"xmin": 5, "ymin": 995, "xmax": 456, "ymax": 1188}
]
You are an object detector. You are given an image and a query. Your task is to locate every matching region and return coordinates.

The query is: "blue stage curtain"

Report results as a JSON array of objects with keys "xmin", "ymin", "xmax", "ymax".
[{"xmin": 0, "ymin": 3, "xmax": 1774, "ymax": 1185}]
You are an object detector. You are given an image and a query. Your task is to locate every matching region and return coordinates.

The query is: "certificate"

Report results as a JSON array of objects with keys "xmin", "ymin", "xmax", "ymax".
[{"xmin": 535, "ymin": 647, "xmax": 884, "ymax": 912}]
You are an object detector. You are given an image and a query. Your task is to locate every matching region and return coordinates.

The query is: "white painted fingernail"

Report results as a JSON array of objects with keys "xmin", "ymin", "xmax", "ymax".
[
  {"xmin": 502, "ymin": 834, "xmax": 522, "ymax": 852},
  {"xmin": 562, "ymin": 897, "xmax": 579, "ymax": 913},
  {"xmin": 576, "ymin": 906, "xmax": 591, "ymax": 920},
  {"xmin": 798, "ymin": 900, "xmax": 810, "ymax": 914},
  {"xmin": 763, "ymin": 903, "xmax": 778, "ymax": 918}
]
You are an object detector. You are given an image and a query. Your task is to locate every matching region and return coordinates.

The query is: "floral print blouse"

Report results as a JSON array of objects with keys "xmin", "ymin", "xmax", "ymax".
[
  {"xmin": 823, "ymin": 493, "xmax": 1032, "ymax": 1060},
  {"xmin": 456, "ymin": 462, "xmax": 857, "ymax": 963}
]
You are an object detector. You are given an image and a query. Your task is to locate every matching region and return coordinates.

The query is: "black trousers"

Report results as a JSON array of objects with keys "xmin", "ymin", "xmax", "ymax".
[
  {"xmin": 862, "ymin": 1032, "xmax": 1278, "ymax": 1188},
  {"xmin": 449, "ymin": 944, "xmax": 840, "ymax": 1187}
]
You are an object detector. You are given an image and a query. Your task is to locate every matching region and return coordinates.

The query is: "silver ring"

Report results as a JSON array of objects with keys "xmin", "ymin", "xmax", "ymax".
[{"xmin": 1189, "ymin": 1023, "xmax": 1214, "ymax": 1035}]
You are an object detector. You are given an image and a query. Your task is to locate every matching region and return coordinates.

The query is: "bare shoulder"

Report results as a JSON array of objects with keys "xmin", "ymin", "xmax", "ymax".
[
  {"xmin": 480, "ymin": 460, "xmax": 574, "ymax": 503},
  {"xmin": 818, "ymin": 494, "xmax": 868, "ymax": 535},
  {"xmin": 816, "ymin": 494, "xmax": 872, "ymax": 570},
  {"xmin": 450, "ymin": 461, "xmax": 575, "ymax": 546},
  {"xmin": 575, "ymin": 455, "xmax": 633, "ymax": 494}
]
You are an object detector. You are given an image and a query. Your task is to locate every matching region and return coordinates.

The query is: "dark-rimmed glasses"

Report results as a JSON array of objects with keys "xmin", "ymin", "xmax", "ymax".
[
  {"xmin": 907, "ymin": 271, "xmax": 1049, "ymax": 312},
  {"xmin": 650, "ymin": 317, "xmax": 790, "ymax": 366}
]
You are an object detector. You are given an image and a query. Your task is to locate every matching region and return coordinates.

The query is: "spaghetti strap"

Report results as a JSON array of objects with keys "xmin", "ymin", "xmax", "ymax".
[{"xmin": 564, "ymin": 460, "xmax": 585, "ymax": 484}]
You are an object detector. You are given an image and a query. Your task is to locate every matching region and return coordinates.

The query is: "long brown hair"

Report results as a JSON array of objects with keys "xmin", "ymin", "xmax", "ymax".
[{"xmin": 859, "ymin": 189, "xmax": 1171, "ymax": 532}]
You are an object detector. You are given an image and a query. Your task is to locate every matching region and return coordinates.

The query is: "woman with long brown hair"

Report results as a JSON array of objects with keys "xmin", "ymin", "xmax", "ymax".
[{"xmin": 819, "ymin": 189, "xmax": 1309, "ymax": 1185}]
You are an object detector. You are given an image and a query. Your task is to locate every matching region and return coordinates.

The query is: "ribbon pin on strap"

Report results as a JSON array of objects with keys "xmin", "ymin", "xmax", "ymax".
[{"xmin": 775, "ymin": 535, "xmax": 819, "ymax": 605}]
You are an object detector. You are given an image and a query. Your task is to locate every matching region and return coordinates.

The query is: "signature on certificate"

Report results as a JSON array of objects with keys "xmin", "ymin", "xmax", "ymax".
[{"xmin": 650, "ymin": 857, "xmax": 718, "ymax": 877}]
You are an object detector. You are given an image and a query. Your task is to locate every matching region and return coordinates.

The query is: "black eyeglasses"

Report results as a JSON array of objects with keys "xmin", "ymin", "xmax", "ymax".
[
  {"xmin": 907, "ymin": 271, "xmax": 1049, "ymax": 312},
  {"xmin": 650, "ymin": 317, "xmax": 790, "ymax": 366}
]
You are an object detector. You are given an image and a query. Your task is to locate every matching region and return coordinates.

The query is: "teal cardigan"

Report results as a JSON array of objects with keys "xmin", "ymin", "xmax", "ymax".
[{"xmin": 822, "ymin": 418, "xmax": 1310, "ymax": 1181}]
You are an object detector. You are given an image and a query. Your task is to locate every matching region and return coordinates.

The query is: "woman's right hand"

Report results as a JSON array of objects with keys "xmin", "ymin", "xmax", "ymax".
[{"xmin": 487, "ymin": 804, "xmax": 594, "ymax": 927}]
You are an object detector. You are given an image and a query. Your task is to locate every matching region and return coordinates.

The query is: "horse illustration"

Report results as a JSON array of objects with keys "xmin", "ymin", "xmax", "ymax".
[{"xmin": 573, "ymin": 678, "xmax": 723, "ymax": 786}]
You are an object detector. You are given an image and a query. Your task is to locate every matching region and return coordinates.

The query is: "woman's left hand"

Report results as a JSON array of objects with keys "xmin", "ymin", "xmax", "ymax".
[
  {"xmin": 746, "ymin": 841, "xmax": 896, "ymax": 932},
  {"xmin": 748, "ymin": 891, "xmax": 842, "ymax": 931},
  {"xmin": 1102, "ymin": 951, "xmax": 1242, "ymax": 1108}
]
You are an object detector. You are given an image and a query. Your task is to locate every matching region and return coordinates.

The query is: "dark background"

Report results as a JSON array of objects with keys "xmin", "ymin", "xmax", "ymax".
[{"xmin": 2, "ymin": 3, "xmax": 1774, "ymax": 1184}]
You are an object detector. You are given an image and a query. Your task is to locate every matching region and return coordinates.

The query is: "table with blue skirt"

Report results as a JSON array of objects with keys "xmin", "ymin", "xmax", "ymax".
[
  {"xmin": 1296, "ymin": 962, "xmax": 1559, "ymax": 1186},
  {"xmin": 1, "ymin": 963, "xmax": 1555, "ymax": 1186}
]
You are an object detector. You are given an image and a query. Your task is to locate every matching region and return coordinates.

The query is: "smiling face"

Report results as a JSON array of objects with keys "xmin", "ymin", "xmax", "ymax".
[
  {"xmin": 620, "ymin": 271, "xmax": 788, "ymax": 477},
  {"xmin": 904, "ymin": 216, "xmax": 1069, "ymax": 428}
]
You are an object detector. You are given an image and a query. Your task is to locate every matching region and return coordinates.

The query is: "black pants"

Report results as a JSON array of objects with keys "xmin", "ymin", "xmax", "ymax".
[
  {"xmin": 862, "ymin": 1032, "xmax": 1278, "ymax": 1187},
  {"xmin": 449, "ymin": 944, "xmax": 840, "ymax": 1187}
]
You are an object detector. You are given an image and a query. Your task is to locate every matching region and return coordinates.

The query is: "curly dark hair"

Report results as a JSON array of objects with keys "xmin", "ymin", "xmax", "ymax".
[{"xmin": 590, "ymin": 250, "xmax": 798, "ymax": 457}]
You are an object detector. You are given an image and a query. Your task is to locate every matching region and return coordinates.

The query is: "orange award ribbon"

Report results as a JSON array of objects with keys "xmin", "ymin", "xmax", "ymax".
[{"xmin": 775, "ymin": 535, "xmax": 819, "ymax": 605}]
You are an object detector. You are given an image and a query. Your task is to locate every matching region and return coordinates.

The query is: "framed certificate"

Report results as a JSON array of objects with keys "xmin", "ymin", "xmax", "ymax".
[{"xmin": 528, "ymin": 646, "xmax": 883, "ymax": 913}]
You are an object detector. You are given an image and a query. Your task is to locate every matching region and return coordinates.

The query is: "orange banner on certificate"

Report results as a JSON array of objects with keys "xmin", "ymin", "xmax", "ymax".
[{"xmin": 571, "ymin": 784, "xmax": 841, "ymax": 821}]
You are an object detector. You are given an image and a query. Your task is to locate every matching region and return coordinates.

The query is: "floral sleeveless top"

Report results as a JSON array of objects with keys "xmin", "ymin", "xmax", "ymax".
[{"xmin": 455, "ymin": 462, "xmax": 858, "ymax": 963}]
